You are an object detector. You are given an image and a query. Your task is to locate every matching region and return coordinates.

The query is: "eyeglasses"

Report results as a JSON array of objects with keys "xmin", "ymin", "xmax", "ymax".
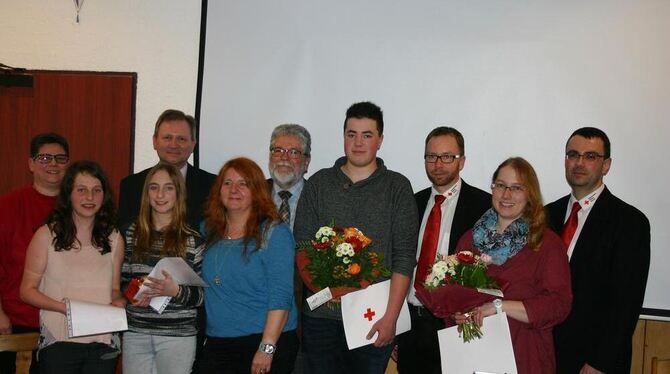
[
  {"xmin": 565, "ymin": 151, "xmax": 606, "ymax": 162},
  {"xmin": 424, "ymin": 154, "xmax": 462, "ymax": 164},
  {"xmin": 491, "ymin": 182, "xmax": 525, "ymax": 195},
  {"xmin": 33, "ymin": 154, "xmax": 69, "ymax": 164},
  {"xmin": 270, "ymin": 147, "xmax": 304, "ymax": 159}
]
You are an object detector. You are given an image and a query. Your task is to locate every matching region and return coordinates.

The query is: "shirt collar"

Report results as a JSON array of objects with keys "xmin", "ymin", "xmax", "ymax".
[
  {"xmin": 430, "ymin": 178, "xmax": 462, "ymax": 203},
  {"xmin": 569, "ymin": 183, "xmax": 605, "ymax": 212}
]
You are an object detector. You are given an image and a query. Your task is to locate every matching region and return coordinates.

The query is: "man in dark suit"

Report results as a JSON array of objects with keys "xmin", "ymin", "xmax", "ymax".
[
  {"xmin": 547, "ymin": 127, "xmax": 650, "ymax": 374},
  {"xmin": 396, "ymin": 126, "xmax": 490, "ymax": 374},
  {"xmin": 118, "ymin": 109, "xmax": 215, "ymax": 374},
  {"xmin": 118, "ymin": 109, "xmax": 216, "ymax": 230},
  {"xmin": 267, "ymin": 124, "xmax": 311, "ymax": 374},
  {"xmin": 267, "ymin": 124, "xmax": 311, "ymax": 231}
]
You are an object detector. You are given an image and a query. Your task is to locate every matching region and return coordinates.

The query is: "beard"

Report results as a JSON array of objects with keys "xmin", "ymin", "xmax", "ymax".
[{"xmin": 270, "ymin": 161, "xmax": 305, "ymax": 189}]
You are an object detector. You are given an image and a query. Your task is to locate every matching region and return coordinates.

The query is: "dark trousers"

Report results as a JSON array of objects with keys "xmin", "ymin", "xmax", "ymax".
[
  {"xmin": 0, "ymin": 325, "xmax": 39, "ymax": 374},
  {"xmin": 396, "ymin": 304, "xmax": 445, "ymax": 374},
  {"xmin": 201, "ymin": 330, "xmax": 298, "ymax": 374},
  {"xmin": 301, "ymin": 314, "xmax": 393, "ymax": 374},
  {"xmin": 39, "ymin": 342, "xmax": 118, "ymax": 374}
]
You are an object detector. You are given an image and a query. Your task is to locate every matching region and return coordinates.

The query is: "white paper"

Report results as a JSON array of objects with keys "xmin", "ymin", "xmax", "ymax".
[
  {"xmin": 134, "ymin": 257, "xmax": 208, "ymax": 314},
  {"xmin": 438, "ymin": 313, "xmax": 517, "ymax": 374},
  {"xmin": 306, "ymin": 287, "xmax": 333, "ymax": 311},
  {"xmin": 340, "ymin": 280, "xmax": 411, "ymax": 350},
  {"xmin": 65, "ymin": 299, "xmax": 128, "ymax": 338}
]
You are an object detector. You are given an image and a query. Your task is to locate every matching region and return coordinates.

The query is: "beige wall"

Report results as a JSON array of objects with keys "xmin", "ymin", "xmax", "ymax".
[{"xmin": 0, "ymin": 0, "xmax": 201, "ymax": 172}]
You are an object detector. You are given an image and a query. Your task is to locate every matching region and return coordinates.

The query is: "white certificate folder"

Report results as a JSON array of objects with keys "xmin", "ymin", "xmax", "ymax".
[
  {"xmin": 134, "ymin": 257, "xmax": 208, "ymax": 314},
  {"xmin": 340, "ymin": 280, "xmax": 411, "ymax": 350},
  {"xmin": 65, "ymin": 299, "xmax": 128, "ymax": 338},
  {"xmin": 438, "ymin": 313, "xmax": 517, "ymax": 374}
]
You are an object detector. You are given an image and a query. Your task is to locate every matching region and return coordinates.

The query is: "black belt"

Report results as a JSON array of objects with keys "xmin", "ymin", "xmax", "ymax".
[{"xmin": 409, "ymin": 304, "xmax": 435, "ymax": 318}]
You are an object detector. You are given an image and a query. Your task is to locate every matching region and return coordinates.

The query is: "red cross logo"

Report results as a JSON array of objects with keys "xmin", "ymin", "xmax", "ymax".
[{"xmin": 363, "ymin": 308, "xmax": 376, "ymax": 321}]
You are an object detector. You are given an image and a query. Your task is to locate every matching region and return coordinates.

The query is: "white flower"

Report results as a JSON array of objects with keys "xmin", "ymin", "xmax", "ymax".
[
  {"xmin": 336, "ymin": 243, "xmax": 354, "ymax": 257},
  {"xmin": 315, "ymin": 226, "xmax": 336, "ymax": 241},
  {"xmin": 342, "ymin": 257, "xmax": 351, "ymax": 264}
]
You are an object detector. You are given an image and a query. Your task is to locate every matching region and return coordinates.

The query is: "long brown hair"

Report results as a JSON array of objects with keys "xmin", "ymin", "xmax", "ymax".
[
  {"xmin": 132, "ymin": 163, "xmax": 198, "ymax": 261},
  {"xmin": 204, "ymin": 157, "xmax": 280, "ymax": 254},
  {"xmin": 492, "ymin": 157, "xmax": 546, "ymax": 250},
  {"xmin": 48, "ymin": 161, "xmax": 116, "ymax": 254}
]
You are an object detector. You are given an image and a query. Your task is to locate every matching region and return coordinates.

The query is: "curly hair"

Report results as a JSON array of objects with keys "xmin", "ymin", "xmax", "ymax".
[
  {"xmin": 492, "ymin": 157, "xmax": 546, "ymax": 251},
  {"xmin": 204, "ymin": 157, "xmax": 280, "ymax": 255},
  {"xmin": 47, "ymin": 160, "xmax": 116, "ymax": 254},
  {"xmin": 132, "ymin": 163, "xmax": 199, "ymax": 262}
]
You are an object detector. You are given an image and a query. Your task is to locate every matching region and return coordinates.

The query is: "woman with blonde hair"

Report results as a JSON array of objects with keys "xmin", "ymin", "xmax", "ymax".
[
  {"xmin": 201, "ymin": 157, "xmax": 298, "ymax": 374},
  {"xmin": 454, "ymin": 157, "xmax": 572, "ymax": 373},
  {"xmin": 121, "ymin": 163, "xmax": 204, "ymax": 374}
]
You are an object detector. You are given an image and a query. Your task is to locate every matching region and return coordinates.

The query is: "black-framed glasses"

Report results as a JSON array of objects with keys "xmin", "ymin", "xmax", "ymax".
[
  {"xmin": 33, "ymin": 154, "xmax": 69, "ymax": 164},
  {"xmin": 565, "ymin": 151, "xmax": 606, "ymax": 162},
  {"xmin": 424, "ymin": 154, "xmax": 462, "ymax": 164},
  {"xmin": 491, "ymin": 182, "xmax": 525, "ymax": 195},
  {"xmin": 270, "ymin": 147, "xmax": 304, "ymax": 159}
]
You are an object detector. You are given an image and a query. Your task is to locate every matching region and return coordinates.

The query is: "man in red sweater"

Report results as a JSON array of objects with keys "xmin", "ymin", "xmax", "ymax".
[{"xmin": 0, "ymin": 133, "xmax": 69, "ymax": 373}]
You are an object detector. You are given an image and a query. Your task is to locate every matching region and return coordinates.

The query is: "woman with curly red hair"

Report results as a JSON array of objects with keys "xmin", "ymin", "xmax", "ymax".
[{"xmin": 200, "ymin": 157, "xmax": 298, "ymax": 374}]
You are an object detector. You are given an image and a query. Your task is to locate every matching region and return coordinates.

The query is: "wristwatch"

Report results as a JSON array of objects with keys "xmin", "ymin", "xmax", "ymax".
[
  {"xmin": 258, "ymin": 342, "xmax": 276, "ymax": 355},
  {"xmin": 493, "ymin": 299, "xmax": 503, "ymax": 314}
]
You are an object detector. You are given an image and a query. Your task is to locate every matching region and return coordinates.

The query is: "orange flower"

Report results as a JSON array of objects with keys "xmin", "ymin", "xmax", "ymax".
[
  {"xmin": 347, "ymin": 263, "xmax": 362, "ymax": 275},
  {"xmin": 343, "ymin": 227, "xmax": 372, "ymax": 248}
]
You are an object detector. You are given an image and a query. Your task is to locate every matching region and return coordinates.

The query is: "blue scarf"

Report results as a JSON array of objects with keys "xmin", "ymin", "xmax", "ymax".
[{"xmin": 472, "ymin": 208, "xmax": 528, "ymax": 265}]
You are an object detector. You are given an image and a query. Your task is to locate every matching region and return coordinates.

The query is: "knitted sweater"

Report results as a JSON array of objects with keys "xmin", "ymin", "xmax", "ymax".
[
  {"xmin": 121, "ymin": 223, "xmax": 204, "ymax": 337},
  {"xmin": 294, "ymin": 157, "xmax": 419, "ymax": 319}
]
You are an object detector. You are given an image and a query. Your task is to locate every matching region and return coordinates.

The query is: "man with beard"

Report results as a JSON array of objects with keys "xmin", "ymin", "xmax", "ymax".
[
  {"xmin": 267, "ymin": 124, "xmax": 311, "ymax": 373},
  {"xmin": 547, "ymin": 127, "xmax": 650, "ymax": 374},
  {"xmin": 267, "ymin": 124, "xmax": 312, "ymax": 230},
  {"xmin": 396, "ymin": 126, "xmax": 490, "ymax": 374}
]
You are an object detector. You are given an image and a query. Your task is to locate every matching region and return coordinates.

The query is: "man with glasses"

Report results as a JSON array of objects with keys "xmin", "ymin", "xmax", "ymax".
[
  {"xmin": 396, "ymin": 126, "xmax": 490, "ymax": 374},
  {"xmin": 267, "ymin": 124, "xmax": 311, "ymax": 231},
  {"xmin": 294, "ymin": 102, "xmax": 419, "ymax": 373},
  {"xmin": 0, "ymin": 133, "xmax": 70, "ymax": 374},
  {"xmin": 267, "ymin": 123, "xmax": 311, "ymax": 373},
  {"xmin": 547, "ymin": 127, "xmax": 650, "ymax": 374}
]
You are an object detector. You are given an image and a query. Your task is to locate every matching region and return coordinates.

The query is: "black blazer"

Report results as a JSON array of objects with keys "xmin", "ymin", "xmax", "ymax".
[
  {"xmin": 118, "ymin": 164, "xmax": 216, "ymax": 230},
  {"xmin": 547, "ymin": 187, "xmax": 650, "ymax": 374},
  {"xmin": 414, "ymin": 180, "xmax": 491, "ymax": 255}
]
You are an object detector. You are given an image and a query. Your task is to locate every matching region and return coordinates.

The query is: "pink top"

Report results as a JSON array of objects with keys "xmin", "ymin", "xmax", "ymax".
[{"xmin": 38, "ymin": 228, "xmax": 121, "ymax": 346}]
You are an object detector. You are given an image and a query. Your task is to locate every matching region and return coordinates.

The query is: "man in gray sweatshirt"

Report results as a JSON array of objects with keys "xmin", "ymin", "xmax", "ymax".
[{"xmin": 294, "ymin": 101, "xmax": 419, "ymax": 374}]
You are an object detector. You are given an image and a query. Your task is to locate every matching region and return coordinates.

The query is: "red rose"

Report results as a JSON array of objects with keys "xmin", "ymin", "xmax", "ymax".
[
  {"xmin": 456, "ymin": 251, "xmax": 476, "ymax": 264},
  {"xmin": 346, "ymin": 237, "xmax": 364, "ymax": 252},
  {"xmin": 312, "ymin": 240, "xmax": 331, "ymax": 250}
]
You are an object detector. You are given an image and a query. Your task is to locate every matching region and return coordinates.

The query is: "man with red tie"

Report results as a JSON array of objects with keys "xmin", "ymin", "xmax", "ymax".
[
  {"xmin": 396, "ymin": 127, "xmax": 490, "ymax": 374},
  {"xmin": 547, "ymin": 127, "xmax": 650, "ymax": 374}
]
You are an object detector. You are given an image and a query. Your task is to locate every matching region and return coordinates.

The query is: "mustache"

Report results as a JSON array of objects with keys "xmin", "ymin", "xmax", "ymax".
[{"xmin": 272, "ymin": 161, "xmax": 295, "ymax": 170}]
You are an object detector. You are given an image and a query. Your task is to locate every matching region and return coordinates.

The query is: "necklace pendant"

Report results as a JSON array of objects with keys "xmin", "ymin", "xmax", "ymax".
[{"xmin": 214, "ymin": 275, "xmax": 221, "ymax": 286}]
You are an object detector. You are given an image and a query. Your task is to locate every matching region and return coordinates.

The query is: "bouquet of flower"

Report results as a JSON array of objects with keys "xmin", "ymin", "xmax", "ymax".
[
  {"xmin": 296, "ymin": 224, "xmax": 391, "ymax": 300},
  {"xmin": 414, "ymin": 250, "xmax": 505, "ymax": 342}
]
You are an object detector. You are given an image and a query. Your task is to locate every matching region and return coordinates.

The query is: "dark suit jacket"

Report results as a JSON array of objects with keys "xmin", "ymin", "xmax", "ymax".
[
  {"xmin": 118, "ymin": 164, "xmax": 216, "ymax": 230},
  {"xmin": 414, "ymin": 180, "xmax": 491, "ymax": 255},
  {"xmin": 547, "ymin": 187, "xmax": 650, "ymax": 374}
]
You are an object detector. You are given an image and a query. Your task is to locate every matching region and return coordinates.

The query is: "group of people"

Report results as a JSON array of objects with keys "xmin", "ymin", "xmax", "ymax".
[{"xmin": 0, "ymin": 102, "xmax": 649, "ymax": 374}]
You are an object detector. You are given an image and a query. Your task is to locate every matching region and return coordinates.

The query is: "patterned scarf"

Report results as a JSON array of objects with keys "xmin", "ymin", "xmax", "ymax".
[{"xmin": 472, "ymin": 208, "xmax": 528, "ymax": 265}]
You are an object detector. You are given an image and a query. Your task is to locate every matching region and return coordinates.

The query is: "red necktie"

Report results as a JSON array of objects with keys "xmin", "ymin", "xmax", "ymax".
[
  {"xmin": 561, "ymin": 201, "xmax": 581, "ymax": 249},
  {"xmin": 415, "ymin": 195, "xmax": 446, "ymax": 288}
]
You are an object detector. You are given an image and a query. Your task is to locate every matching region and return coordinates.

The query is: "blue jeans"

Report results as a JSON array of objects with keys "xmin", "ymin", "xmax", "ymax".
[
  {"xmin": 301, "ymin": 314, "xmax": 392, "ymax": 374},
  {"xmin": 122, "ymin": 332, "xmax": 196, "ymax": 374}
]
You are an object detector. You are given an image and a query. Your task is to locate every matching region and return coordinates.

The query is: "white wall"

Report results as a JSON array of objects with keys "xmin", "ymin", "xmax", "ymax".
[{"xmin": 0, "ymin": 0, "xmax": 201, "ymax": 172}]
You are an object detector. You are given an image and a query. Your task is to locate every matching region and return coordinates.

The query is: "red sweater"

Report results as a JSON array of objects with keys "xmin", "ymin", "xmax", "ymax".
[
  {"xmin": 457, "ymin": 228, "xmax": 573, "ymax": 374},
  {"xmin": 0, "ymin": 186, "xmax": 56, "ymax": 328}
]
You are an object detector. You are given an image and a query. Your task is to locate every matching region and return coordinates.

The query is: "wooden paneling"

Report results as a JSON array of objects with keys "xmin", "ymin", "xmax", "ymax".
[{"xmin": 0, "ymin": 70, "xmax": 135, "ymax": 202}]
